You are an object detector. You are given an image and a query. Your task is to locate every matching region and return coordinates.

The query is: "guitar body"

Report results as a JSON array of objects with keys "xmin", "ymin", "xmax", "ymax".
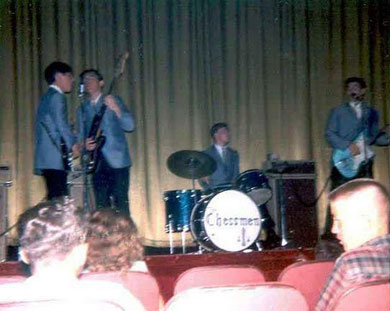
[
  {"xmin": 86, "ymin": 135, "xmax": 106, "ymax": 174},
  {"xmin": 332, "ymin": 134, "xmax": 375, "ymax": 179}
]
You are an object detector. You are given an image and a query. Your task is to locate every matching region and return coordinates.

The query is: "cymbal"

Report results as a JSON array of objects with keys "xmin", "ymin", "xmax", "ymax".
[{"xmin": 167, "ymin": 150, "xmax": 216, "ymax": 179}]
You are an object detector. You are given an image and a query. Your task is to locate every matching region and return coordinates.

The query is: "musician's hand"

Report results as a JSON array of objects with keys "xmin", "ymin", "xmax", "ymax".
[
  {"xmin": 349, "ymin": 142, "xmax": 360, "ymax": 156},
  {"xmin": 105, "ymin": 95, "xmax": 121, "ymax": 117},
  {"xmin": 85, "ymin": 138, "xmax": 97, "ymax": 151},
  {"xmin": 72, "ymin": 143, "xmax": 81, "ymax": 158}
]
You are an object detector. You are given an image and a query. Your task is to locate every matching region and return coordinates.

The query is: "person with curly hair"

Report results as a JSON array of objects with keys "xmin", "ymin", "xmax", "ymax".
[
  {"xmin": 0, "ymin": 198, "xmax": 145, "ymax": 310},
  {"xmin": 86, "ymin": 209, "xmax": 147, "ymax": 272}
]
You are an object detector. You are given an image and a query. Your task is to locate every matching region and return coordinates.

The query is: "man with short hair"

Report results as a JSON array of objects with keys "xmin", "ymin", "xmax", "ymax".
[
  {"xmin": 34, "ymin": 62, "xmax": 80, "ymax": 199},
  {"xmin": 199, "ymin": 122, "xmax": 239, "ymax": 190},
  {"xmin": 77, "ymin": 69, "xmax": 135, "ymax": 217},
  {"xmin": 323, "ymin": 77, "xmax": 389, "ymax": 236},
  {"xmin": 0, "ymin": 199, "xmax": 145, "ymax": 310},
  {"xmin": 315, "ymin": 179, "xmax": 390, "ymax": 311}
]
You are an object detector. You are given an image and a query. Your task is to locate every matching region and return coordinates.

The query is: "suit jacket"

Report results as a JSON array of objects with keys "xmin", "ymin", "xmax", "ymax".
[
  {"xmin": 201, "ymin": 145, "xmax": 240, "ymax": 189},
  {"xmin": 325, "ymin": 102, "xmax": 389, "ymax": 153},
  {"xmin": 77, "ymin": 95, "xmax": 135, "ymax": 169},
  {"xmin": 34, "ymin": 87, "xmax": 76, "ymax": 175}
]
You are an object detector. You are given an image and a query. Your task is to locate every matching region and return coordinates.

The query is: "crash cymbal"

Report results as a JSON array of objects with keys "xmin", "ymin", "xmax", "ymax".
[{"xmin": 167, "ymin": 150, "xmax": 216, "ymax": 179}]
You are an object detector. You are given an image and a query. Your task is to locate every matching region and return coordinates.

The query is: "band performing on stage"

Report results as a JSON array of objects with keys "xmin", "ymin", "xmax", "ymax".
[{"xmin": 33, "ymin": 63, "xmax": 390, "ymax": 254}]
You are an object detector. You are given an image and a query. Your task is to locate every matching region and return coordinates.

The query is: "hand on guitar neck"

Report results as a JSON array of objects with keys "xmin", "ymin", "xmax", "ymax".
[{"xmin": 104, "ymin": 95, "xmax": 122, "ymax": 117}]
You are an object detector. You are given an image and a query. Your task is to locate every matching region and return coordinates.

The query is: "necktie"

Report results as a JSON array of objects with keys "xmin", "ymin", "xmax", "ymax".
[{"xmin": 222, "ymin": 147, "xmax": 227, "ymax": 163}]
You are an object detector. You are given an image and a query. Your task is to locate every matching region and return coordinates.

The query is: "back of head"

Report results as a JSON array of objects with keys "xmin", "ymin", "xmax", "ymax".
[
  {"xmin": 18, "ymin": 198, "xmax": 87, "ymax": 267},
  {"xmin": 86, "ymin": 209, "xmax": 144, "ymax": 272},
  {"xmin": 329, "ymin": 179, "xmax": 390, "ymax": 250},
  {"xmin": 44, "ymin": 62, "xmax": 73, "ymax": 85}
]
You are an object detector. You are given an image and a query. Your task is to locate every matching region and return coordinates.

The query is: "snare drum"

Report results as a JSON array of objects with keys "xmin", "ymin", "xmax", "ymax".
[
  {"xmin": 190, "ymin": 190, "xmax": 261, "ymax": 252},
  {"xmin": 235, "ymin": 169, "xmax": 272, "ymax": 206},
  {"xmin": 164, "ymin": 189, "xmax": 202, "ymax": 233}
]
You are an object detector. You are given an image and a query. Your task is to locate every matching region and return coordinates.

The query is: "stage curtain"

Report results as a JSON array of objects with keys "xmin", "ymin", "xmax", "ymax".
[{"xmin": 0, "ymin": 0, "xmax": 389, "ymax": 246}]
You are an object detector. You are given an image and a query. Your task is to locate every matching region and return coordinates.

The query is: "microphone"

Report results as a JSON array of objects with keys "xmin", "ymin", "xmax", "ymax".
[{"xmin": 79, "ymin": 82, "xmax": 85, "ymax": 97}]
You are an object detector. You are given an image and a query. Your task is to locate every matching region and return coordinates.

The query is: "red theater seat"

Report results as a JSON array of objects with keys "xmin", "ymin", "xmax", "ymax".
[
  {"xmin": 0, "ymin": 299, "xmax": 126, "ymax": 310},
  {"xmin": 80, "ymin": 271, "xmax": 160, "ymax": 311},
  {"xmin": 0, "ymin": 276, "xmax": 27, "ymax": 285},
  {"xmin": 166, "ymin": 283, "xmax": 308, "ymax": 311},
  {"xmin": 278, "ymin": 260, "xmax": 335, "ymax": 311},
  {"xmin": 174, "ymin": 265, "xmax": 265, "ymax": 295},
  {"xmin": 330, "ymin": 279, "xmax": 390, "ymax": 311}
]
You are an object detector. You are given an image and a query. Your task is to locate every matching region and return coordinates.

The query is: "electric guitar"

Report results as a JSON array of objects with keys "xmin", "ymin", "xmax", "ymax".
[
  {"xmin": 333, "ymin": 125, "xmax": 389, "ymax": 178},
  {"xmin": 85, "ymin": 51, "xmax": 130, "ymax": 174}
]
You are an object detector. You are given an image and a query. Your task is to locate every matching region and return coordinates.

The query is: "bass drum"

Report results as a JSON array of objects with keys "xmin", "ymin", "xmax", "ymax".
[{"xmin": 190, "ymin": 190, "xmax": 261, "ymax": 252}]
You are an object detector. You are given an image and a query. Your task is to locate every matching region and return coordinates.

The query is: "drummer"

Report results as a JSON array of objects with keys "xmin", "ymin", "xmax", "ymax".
[{"xmin": 199, "ymin": 123, "xmax": 240, "ymax": 191}]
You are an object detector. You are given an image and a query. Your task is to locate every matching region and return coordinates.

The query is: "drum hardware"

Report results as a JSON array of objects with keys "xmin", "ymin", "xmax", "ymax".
[{"xmin": 166, "ymin": 150, "xmax": 217, "ymax": 254}]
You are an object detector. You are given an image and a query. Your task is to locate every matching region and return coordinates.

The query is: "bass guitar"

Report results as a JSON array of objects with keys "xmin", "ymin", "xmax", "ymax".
[{"xmin": 85, "ymin": 51, "xmax": 129, "ymax": 174}]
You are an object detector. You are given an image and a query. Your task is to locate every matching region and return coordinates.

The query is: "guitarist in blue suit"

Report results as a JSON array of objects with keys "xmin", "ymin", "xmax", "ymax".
[
  {"xmin": 323, "ymin": 76, "xmax": 390, "ymax": 236},
  {"xmin": 77, "ymin": 69, "xmax": 135, "ymax": 218},
  {"xmin": 34, "ymin": 62, "xmax": 79, "ymax": 200}
]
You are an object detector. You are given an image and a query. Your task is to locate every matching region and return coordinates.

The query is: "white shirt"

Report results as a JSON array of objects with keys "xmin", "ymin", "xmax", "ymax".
[
  {"xmin": 50, "ymin": 84, "xmax": 64, "ymax": 94},
  {"xmin": 350, "ymin": 101, "xmax": 362, "ymax": 119},
  {"xmin": 214, "ymin": 144, "xmax": 228, "ymax": 160},
  {"xmin": 91, "ymin": 93, "xmax": 103, "ymax": 105}
]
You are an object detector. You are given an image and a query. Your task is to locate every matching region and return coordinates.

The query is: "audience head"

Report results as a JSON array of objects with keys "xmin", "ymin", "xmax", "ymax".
[
  {"xmin": 329, "ymin": 178, "xmax": 390, "ymax": 251},
  {"xmin": 86, "ymin": 209, "xmax": 144, "ymax": 272},
  {"xmin": 44, "ymin": 61, "xmax": 74, "ymax": 92},
  {"xmin": 210, "ymin": 122, "xmax": 230, "ymax": 146},
  {"xmin": 18, "ymin": 198, "xmax": 88, "ymax": 275}
]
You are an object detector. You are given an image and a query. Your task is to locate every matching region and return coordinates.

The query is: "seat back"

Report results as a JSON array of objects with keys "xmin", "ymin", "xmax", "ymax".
[
  {"xmin": 0, "ymin": 276, "xmax": 27, "ymax": 285},
  {"xmin": 80, "ymin": 271, "xmax": 160, "ymax": 311},
  {"xmin": 278, "ymin": 260, "xmax": 334, "ymax": 311},
  {"xmin": 166, "ymin": 283, "xmax": 308, "ymax": 311},
  {"xmin": 330, "ymin": 279, "xmax": 390, "ymax": 311},
  {"xmin": 0, "ymin": 299, "xmax": 125, "ymax": 311},
  {"xmin": 174, "ymin": 265, "xmax": 265, "ymax": 295}
]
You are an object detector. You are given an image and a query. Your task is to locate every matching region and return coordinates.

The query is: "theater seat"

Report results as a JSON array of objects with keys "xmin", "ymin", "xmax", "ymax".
[
  {"xmin": 165, "ymin": 283, "xmax": 308, "ymax": 311},
  {"xmin": 330, "ymin": 279, "xmax": 390, "ymax": 311},
  {"xmin": 0, "ymin": 299, "xmax": 126, "ymax": 311},
  {"xmin": 80, "ymin": 271, "xmax": 160, "ymax": 311},
  {"xmin": 0, "ymin": 276, "xmax": 27, "ymax": 285},
  {"xmin": 174, "ymin": 265, "xmax": 265, "ymax": 294},
  {"xmin": 278, "ymin": 260, "xmax": 335, "ymax": 311}
]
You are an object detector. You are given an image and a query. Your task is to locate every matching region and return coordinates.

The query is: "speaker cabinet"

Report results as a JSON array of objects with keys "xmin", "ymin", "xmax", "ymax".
[
  {"xmin": 0, "ymin": 166, "xmax": 12, "ymax": 261},
  {"xmin": 267, "ymin": 173, "xmax": 318, "ymax": 248},
  {"xmin": 67, "ymin": 171, "xmax": 95, "ymax": 211}
]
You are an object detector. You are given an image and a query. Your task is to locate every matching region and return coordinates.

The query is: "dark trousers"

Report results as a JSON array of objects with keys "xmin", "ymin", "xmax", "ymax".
[
  {"xmin": 323, "ymin": 160, "xmax": 373, "ymax": 236},
  {"xmin": 92, "ymin": 157, "xmax": 130, "ymax": 218},
  {"xmin": 42, "ymin": 169, "xmax": 69, "ymax": 200}
]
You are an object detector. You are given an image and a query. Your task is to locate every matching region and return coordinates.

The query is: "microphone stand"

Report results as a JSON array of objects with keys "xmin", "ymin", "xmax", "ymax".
[{"xmin": 79, "ymin": 85, "xmax": 92, "ymax": 213}]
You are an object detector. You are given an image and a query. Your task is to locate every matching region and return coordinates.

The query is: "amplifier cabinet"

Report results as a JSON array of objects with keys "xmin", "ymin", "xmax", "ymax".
[{"xmin": 267, "ymin": 173, "xmax": 318, "ymax": 248}]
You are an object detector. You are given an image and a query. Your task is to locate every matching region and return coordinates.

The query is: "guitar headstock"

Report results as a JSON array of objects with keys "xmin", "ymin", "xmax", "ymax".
[{"xmin": 114, "ymin": 51, "xmax": 130, "ymax": 79}]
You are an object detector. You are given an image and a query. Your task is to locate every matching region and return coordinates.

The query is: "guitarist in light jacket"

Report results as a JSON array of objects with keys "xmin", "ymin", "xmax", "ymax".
[
  {"xmin": 34, "ymin": 62, "xmax": 79, "ymax": 200},
  {"xmin": 77, "ymin": 69, "xmax": 135, "ymax": 218},
  {"xmin": 324, "ymin": 77, "xmax": 390, "ymax": 235}
]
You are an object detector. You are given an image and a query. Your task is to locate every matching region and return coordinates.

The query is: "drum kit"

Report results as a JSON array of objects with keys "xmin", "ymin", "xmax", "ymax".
[{"xmin": 164, "ymin": 150, "xmax": 273, "ymax": 254}]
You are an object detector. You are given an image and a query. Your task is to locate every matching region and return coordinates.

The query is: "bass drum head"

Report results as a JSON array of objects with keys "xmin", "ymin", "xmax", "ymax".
[{"xmin": 190, "ymin": 190, "xmax": 261, "ymax": 252}]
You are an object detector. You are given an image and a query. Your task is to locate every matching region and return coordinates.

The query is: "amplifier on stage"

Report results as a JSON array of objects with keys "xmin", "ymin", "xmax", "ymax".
[
  {"xmin": 263, "ymin": 159, "xmax": 318, "ymax": 248},
  {"xmin": 0, "ymin": 165, "xmax": 12, "ymax": 261}
]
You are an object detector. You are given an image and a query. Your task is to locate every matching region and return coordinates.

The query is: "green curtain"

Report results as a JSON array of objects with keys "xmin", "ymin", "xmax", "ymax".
[{"xmin": 1, "ymin": 0, "xmax": 389, "ymax": 246}]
